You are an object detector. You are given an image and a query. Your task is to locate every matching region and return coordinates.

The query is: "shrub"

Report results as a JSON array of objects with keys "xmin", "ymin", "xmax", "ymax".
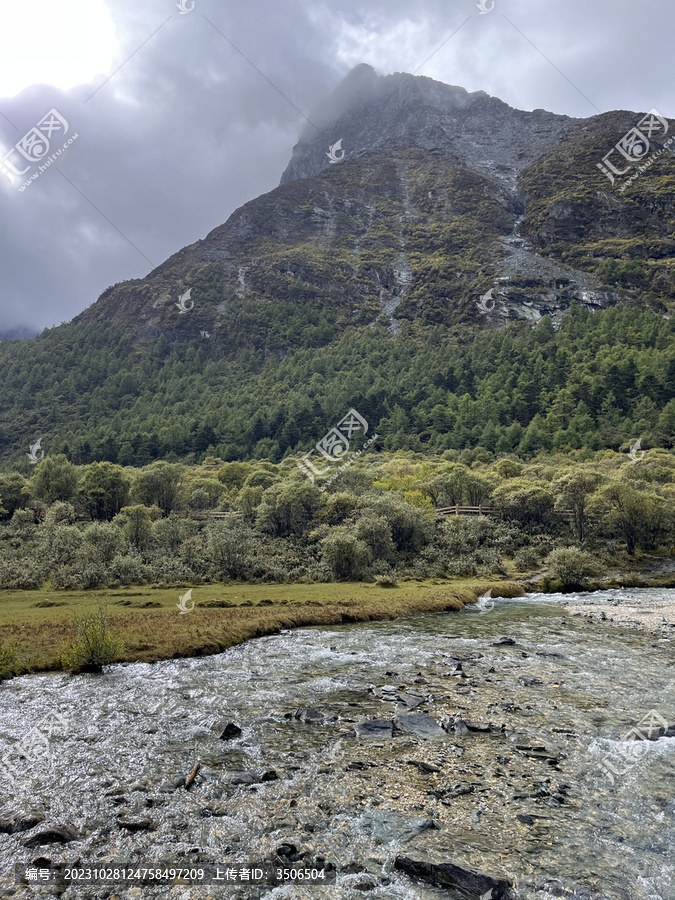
[
  {"xmin": 60, "ymin": 606, "xmax": 124, "ymax": 673},
  {"xmin": 476, "ymin": 548, "xmax": 506, "ymax": 576},
  {"xmin": 0, "ymin": 473, "xmax": 30, "ymax": 519},
  {"xmin": 44, "ymin": 501, "xmax": 76, "ymax": 526},
  {"xmin": 79, "ymin": 462, "xmax": 131, "ymax": 521},
  {"xmin": 493, "ymin": 482, "xmax": 556, "ymax": 527},
  {"xmin": 132, "ymin": 461, "xmax": 184, "ymax": 514},
  {"xmin": 545, "ymin": 548, "xmax": 601, "ymax": 589},
  {"xmin": 109, "ymin": 553, "xmax": 149, "ymax": 585},
  {"xmin": 208, "ymin": 514, "xmax": 257, "ymax": 578},
  {"xmin": 256, "ymin": 481, "xmax": 322, "ymax": 537},
  {"xmin": 374, "ymin": 574, "xmax": 398, "ymax": 587},
  {"xmin": 10, "ymin": 508, "xmax": 36, "ymax": 537},
  {"xmin": 360, "ymin": 492, "xmax": 432, "ymax": 553},
  {"xmin": 74, "ymin": 545, "xmax": 107, "ymax": 589},
  {"xmin": 0, "ymin": 643, "xmax": 17, "ymax": 680},
  {"xmin": 0, "ymin": 556, "xmax": 45, "ymax": 589},
  {"xmin": 41, "ymin": 524, "xmax": 83, "ymax": 566},
  {"xmin": 83, "ymin": 522, "xmax": 123, "ymax": 564},
  {"xmin": 354, "ymin": 514, "xmax": 395, "ymax": 562},
  {"xmin": 114, "ymin": 505, "xmax": 161, "ymax": 551},
  {"xmin": 320, "ymin": 528, "xmax": 371, "ymax": 580},
  {"xmin": 445, "ymin": 555, "xmax": 478, "ymax": 576},
  {"xmin": 514, "ymin": 547, "xmax": 540, "ymax": 571}
]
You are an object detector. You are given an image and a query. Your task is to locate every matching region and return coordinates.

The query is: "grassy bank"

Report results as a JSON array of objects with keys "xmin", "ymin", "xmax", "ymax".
[{"xmin": 0, "ymin": 579, "xmax": 525, "ymax": 680}]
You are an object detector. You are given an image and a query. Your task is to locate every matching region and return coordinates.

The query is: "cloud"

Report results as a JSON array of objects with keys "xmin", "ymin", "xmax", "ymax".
[{"xmin": 0, "ymin": 0, "xmax": 672, "ymax": 333}]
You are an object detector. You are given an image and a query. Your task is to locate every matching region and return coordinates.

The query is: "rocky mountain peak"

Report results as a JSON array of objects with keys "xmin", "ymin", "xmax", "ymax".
[{"xmin": 280, "ymin": 65, "xmax": 578, "ymax": 189}]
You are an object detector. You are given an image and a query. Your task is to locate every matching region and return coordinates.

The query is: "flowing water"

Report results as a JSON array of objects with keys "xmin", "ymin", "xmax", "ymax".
[{"xmin": 1, "ymin": 589, "xmax": 674, "ymax": 900}]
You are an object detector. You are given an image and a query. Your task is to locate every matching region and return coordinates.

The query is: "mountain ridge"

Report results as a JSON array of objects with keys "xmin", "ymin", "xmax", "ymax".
[
  {"xmin": 280, "ymin": 64, "xmax": 580, "ymax": 190},
  {"xmin": 1, "ymin": 67, "xmax": 674, "ymax": 467}
]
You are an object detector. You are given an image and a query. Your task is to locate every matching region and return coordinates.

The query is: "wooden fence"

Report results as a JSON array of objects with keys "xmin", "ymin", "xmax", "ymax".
[
  {"xmin": 30, "ymin": 505, "xmax": 574, "ymax": 522},
  {"xmin": 436, "ymin": 505, "xmax": 499, "ymax": 517}
]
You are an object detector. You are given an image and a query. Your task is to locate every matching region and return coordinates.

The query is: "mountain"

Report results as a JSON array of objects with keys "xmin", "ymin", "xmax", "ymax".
[
  {"xmin": 280, "ymin": 63, "xmax": 577, "ymax": 187},
  {"xmin": 0, "ymin": 67, "xmax": 674, "ymax": 467},
  {"xmin": 0, "ymin": 327, "xmax": 39, "ymax": 341}
]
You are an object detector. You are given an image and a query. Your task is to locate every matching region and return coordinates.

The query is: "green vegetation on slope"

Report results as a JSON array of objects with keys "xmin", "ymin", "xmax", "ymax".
[{"xmin": 0, "ymin": 306, "xmax": 673, "ymax": 468}]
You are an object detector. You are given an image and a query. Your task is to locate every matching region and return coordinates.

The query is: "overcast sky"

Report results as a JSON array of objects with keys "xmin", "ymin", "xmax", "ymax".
[{"xmin": 0, "ymin": 0, "xmax": 673, "ymax": 335}]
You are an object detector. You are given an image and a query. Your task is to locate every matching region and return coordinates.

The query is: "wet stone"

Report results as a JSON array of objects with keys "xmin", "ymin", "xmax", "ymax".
[
  {"xmin": 353, "ymin": 876, "xmax": 378, "ymax": 891},
  {"xmin": 517, "ymin": 813, "xmax": 537, "ymax": 825},
  {"xmin": 464, "ymin": 720, "xmax": 496, "ymax": 732},
  {"xmin": 158, "ymin": 776, "xmax": 186, "ymax": 793},
  {"xmin": 286, "ymin": 707, "xmax": 323, "ymax": 723},
  {"xmin": 21, "ymin": 824, "xmax": 79, "ymax": 847},
  {"xmin": 394, "ymin": 855, "xmax": 511, "ymax": 898},
  {"xmin": 448, "ymin": 782, "xmax": 474, "ymax": 797},
  {"xmin": 117, "ymin": 817, "xmax": 153, "ymax": 832},
  {"xmin": 359, "ymin": 810, "xmax": 440, "ymax": 843},
  {"xmin": 356, "ymin": 719, "xmax": 394, "ymax": 738},
  {"xmin": 212, "ymin": 719, "xmax": 242, "ymax": 739},
  {"xmin": 393, "ymin": 714, "xmax": 445, "ymax": 739},
  {"xmin": 396, "ymin": 693, "xmax": 425, "ymax": 710},
  {"xmin": 407, "ymin": 759, "xmax": 441, "ymax": 774},
  {"xmin": 230, "ymin": 772, "xmax": 256, "ymax": 785},
  {"xmin": 0, "ymin": 810, "xmax": 44, "ymax": 835},
  {"xmin": 275, "ymin": 842, "xmax": 302, "ymax": 862}
]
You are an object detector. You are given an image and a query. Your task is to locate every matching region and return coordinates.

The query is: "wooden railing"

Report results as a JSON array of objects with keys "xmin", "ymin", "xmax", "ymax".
[
  {"xmin": 435, "ymin": 505, "xmax": 499, "ymax": 517},
  {"xmin": 435, "ymin": 505, "xmax": 573, "ymax": 517},
  {"xmin": 29, "ymin": 505, "xmax": 576, "ymax": 522},
  {"xmin": 184, "ymin": 509, "xmax": 242, "ymax": 520}
]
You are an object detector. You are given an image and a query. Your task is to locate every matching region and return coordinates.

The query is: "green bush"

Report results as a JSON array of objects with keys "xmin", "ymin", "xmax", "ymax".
[
  {"xmin": 514, "ymin": 547, "xmax": 540, "ymax": 571},
  {"xmin": 374, "ymin": 573, "xmax": 398, "ymax": 587},
  {"xmin": 320, "ymin": 527, "xmax": 371, "ymax": 580},
  {"xmin": 60, "ymin": 606, "xmax": 124, "ymax": 673},
  {"xmin": 208, "ymin": 514, "xmax": 257, "ymax": 578},
  {"xmin": 0, "ymin": 643, "xmax": 17, "ymax": 680},
  {"xmin": 109, "ymin": 553, "xmax": 149, "ymax": 586},
  {"xmin": 545, "ymin": 548, "xmax": 601, "ymax": 590}
]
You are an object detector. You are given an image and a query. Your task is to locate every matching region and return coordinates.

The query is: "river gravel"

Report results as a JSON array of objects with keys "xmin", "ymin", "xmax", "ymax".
[{"xmin": 1, "ymin": 589, "xmax": 673, "ymax": 900}]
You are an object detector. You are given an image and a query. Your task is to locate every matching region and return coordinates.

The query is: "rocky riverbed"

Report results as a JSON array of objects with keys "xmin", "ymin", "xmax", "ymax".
[
  {"xmin": 1, "ymin": 590, "xmax": 674, "ymax": 900},
  {"xmin": 564, "ymin": 587, "xmax": 675, "ymax": 640}
]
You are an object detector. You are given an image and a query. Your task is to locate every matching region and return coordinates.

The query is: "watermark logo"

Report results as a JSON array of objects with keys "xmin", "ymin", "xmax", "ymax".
[
  {"xmin": 476, "ymin": 289, "xmax": 496, "ymax": 314},
  {"xmin": 177, "ymin": 588, "xmax": 195, "ymax": 614},
  {"xmin": 297, "ymin": 408, "xmax": 377, "ymax": 491},
  {"xmin": 176, "ymin": 288, "xmax": 194, "ymax": 313},
  {"xmin": 596, "ymin": 710, "xmax": 668, "ymax": 785},
  {"xmin": 628, "ymin": 439, "xmax": 645, "ymax": 464},
  {"xmin": 1, "ymin": 109, "xmax": 78, "ymax": 192},
  {"xmin": 326, "ymin": 139, "xmax": 345, "ymax": 164},
  {"xmin": 0, "ymin": 711, "xmax": 69, "ymax": 782},
  {"xmin": 476, "ymin": 0, "xmax": 495, "ymax": 13},
  {"xmin": 325, "ymin": 738, "xmax": 345, "ymax": 765},
  {"xmin": 177, "ymin": 0, "xmax": 195, "ymax": 12},
  {"xmin": 476, "ymin": 589, "xmax": 494, "ymax": 615},
  {"xmin": 27, "ymin": 438, "xmax": 44, "ymax": 465},
  {"xmin": 597, "ymin": 109, "xmax": 672, "ymax": 191}
]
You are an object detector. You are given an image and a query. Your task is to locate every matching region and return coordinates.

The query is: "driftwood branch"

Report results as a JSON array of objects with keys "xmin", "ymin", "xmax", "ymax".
[{"xmin": 185, "ymin": 761, "xmax": 201, "ymax": 789}]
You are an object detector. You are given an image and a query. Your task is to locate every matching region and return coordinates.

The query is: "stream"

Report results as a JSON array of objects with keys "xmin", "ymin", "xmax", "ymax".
[{"xmin": 1, "ymin": 588, "xmax": 674, "ymax": 900}]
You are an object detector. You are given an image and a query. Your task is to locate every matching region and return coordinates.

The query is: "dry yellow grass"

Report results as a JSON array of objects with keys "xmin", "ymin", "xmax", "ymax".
[{"xmin": 0, "ymin": 579, "xmax": 525, "ymax": 679}]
